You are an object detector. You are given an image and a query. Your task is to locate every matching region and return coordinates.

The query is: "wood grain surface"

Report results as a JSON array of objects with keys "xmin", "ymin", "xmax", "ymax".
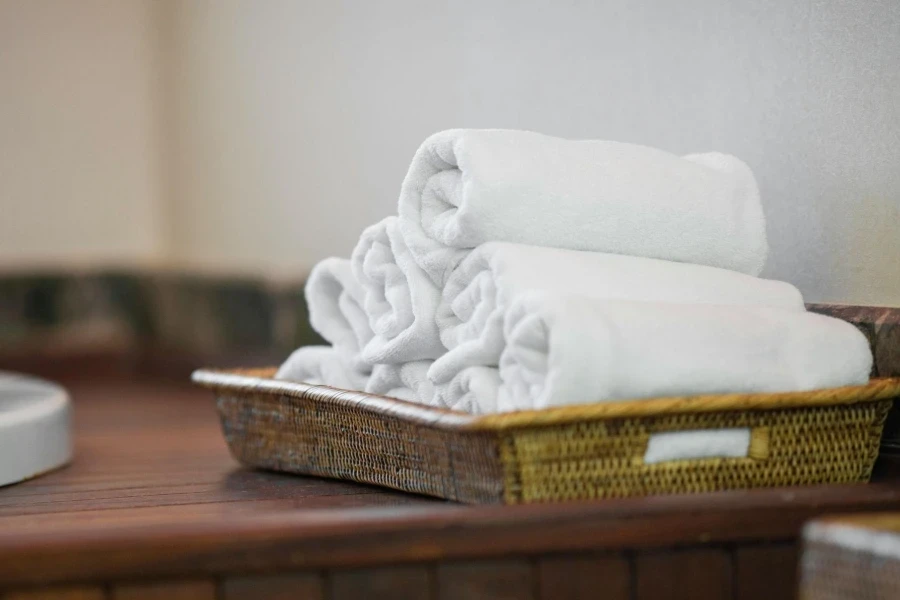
[
  {"xmin": 436, "ymin": 560, "xmax": 535, "ymax": 600},
  {"xmin": 2, "ymin": 587, "xmax": 107, "ymax": 600},
  {"xmin": 635, "ymin": 548, "xmax": 732, "ymax": 600},
  {"xmin": 537, "ymin": 554, "xmax": 630, "ymax": 600},
  {"xmin": 734, "ymin": 544, "xmax": 798, "ymax": 600},
  {"xmin": 329, "ymin": 566, "xmax": 431, "ymax": 600},
  {"xmin": 110, "ymin": 580, "xmax": 216, "ymax": 600},
  {"xmin": 222, "ymin": 574, "xmax": 324, "ymax": 600},
  {"xmin": 0, "ymin": 378, "xmax": 899, "ymax": 593}
]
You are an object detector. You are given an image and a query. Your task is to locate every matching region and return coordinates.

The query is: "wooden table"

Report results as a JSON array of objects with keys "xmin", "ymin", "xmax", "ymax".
[{"xmin": 2, "ymin": 378, "xmax": 900, "ymax": 600}]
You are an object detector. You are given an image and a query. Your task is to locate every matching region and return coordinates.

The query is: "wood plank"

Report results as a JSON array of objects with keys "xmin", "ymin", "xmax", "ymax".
[
  {"xmin": 110, "ymin": 580, "xmax": 215, "ymax": 600},
  {"xmin": 329, "ymin": 566, "xmax": 431, "ymax": 600},
  {"xmin": 537, "ymin": 554, "xmax": 629, "ymax": 600},
  {"xmin": 734, "ymin": 544, "xmax": 798, "ymax": 600},
  {"xmin": 437, "ymin": 560, "xmax": 534, "ymax": 600},
  {"xmin": 4, "ymin": 482, "xmax": 900, "ymax": 587},
  {"xmin": 221, "ymin": 573, "xmax": 324, "ymax": 600},
  {"xmin": 4, "ymin": 480, "xmax": 899, "ymax": 587},
  {"xmin": 635, "ymin": 548, "xmax": 732, "ymax": 600},
  {"xmin": 2, "ymin": 587, "xmax": 106, "ymax": 600}
]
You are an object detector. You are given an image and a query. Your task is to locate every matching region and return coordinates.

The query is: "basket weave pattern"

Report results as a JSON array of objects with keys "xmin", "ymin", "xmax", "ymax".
[
  {"xmin": 500, "ymin": 402, "xmax": 890, "ymax": 503},
  {"xmin": 201, "ymin": 370, "xmax": 899, "ymax": 505},
  {"xmin": 218, "ymin": 391, "xmax": 505, "ymax": 503}
]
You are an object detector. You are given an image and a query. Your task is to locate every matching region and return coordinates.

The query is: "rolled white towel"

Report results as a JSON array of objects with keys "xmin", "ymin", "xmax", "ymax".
[
  {"xmin": 428, "ymin": 242, "xmax": 805, "ymax": 384},
  {"xmin": 366, "ymin": 361, "xmax": 436, "ymax": 405},
  {"xmin": 275, "ymin": 346, "xmax": 369, "ymax": 391},
  {"xmin": 305, "ymin": 258, "xmax": 373, "ymax": 373},
  {"xmin": 497, "ymin": 293, "xmax": 873, "ymax": 412},
  {"xmin": 351, "ymin": 217, "xmax": 446, "ymax": 364},
  {"xmin": 398, "ymin": 129, "xmax": 768, "ymax": 286},
  {"xmin": 436, "ymin": 367, "xmax": 501, "ymax": 414}
]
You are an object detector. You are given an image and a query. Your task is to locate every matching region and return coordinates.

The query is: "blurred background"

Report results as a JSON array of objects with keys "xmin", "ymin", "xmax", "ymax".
[{"xmin": 2, "ymin": 0, "xmax": 899, "ymax": 375}]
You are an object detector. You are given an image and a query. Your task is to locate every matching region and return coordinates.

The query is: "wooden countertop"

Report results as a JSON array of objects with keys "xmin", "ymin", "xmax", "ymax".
[{"xmin": 2, "ymin": 378, "xmax": 900, "ymax": 590}]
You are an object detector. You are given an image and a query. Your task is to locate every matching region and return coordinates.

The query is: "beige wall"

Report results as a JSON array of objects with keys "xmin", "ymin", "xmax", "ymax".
[
  {"xmin": 2, "ymin": 0, "xmax": 899, "ymax": 304},
  {"xmin": 0, "ymin": 0, "xmax": 167, "ymax": 269},
  {"xmin": 163, "ymin": 0, "xmax": 465, "ymax": 278}
]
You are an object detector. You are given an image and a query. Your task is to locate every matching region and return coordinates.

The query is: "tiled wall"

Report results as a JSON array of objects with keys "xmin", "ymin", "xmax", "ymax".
[
  {"xmin": 806, "ymin": 304, "xmax": 900, "ymax": 379},
  {"xmin": 0, "ymin": 272, "xmax": 321, "ymax": 360}
]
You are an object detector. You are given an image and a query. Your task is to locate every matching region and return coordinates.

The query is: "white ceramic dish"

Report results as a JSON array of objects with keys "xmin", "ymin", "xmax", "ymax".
[{"xmin": 0, "ymin": 371, "xmax": 72, "ymax": 487}]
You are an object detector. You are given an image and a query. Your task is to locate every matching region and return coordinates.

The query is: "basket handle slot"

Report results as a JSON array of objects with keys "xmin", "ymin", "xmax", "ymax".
[{"xmin": 642, "ymin": 427, "xmax": 770, "ymax": 464}]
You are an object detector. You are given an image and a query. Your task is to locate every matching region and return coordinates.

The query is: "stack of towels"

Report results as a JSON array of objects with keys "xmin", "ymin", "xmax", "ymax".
[{"xmin": 276, "ymin": 129, "xmax": 872, "ymax": 414}]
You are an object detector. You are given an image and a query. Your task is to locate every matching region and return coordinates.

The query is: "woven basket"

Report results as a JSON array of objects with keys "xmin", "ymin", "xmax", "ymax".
[
  {"xmin": 801, "ymin": 514, "xmax": 900, "ymax": 599},
  {"xmin": 193, "ymin": 369, "xmax": 900, "ymax": 505}
]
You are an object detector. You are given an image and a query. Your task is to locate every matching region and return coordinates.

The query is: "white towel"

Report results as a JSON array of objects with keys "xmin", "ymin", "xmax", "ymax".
[
  {"xmin": 351, "ymin": 217, "xmax": 446, "ymax": 364},
  {"xmin": 365, "ymin": 361, "xmax": 436, "ymax": 405},
  {"xmin": 497, "ymin": 293, "xmax": 873, "ymax": 412},
  {"xmin": 305, "ymin": 258, "xmax": 373, "ymax": 373},
  {"xmin": 398, "ymin": 129, "xmax": 768, "ymax": 286},
  {"xmin": 428, "ymin": 242, "xmax": 805, "ymax": 384},
  {"xmin": 275, "ymin": 346, "xmax": 369, "ymax": 391},
  {"xmin": 436, "ymin": 367, "xmax": 501, "ymax": 414}
]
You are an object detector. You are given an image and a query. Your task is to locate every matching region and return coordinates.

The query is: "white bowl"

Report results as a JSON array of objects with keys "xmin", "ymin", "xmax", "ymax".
[{"xmin": 0, "ymin": 371, "xmax": 72, "ymax": 487}]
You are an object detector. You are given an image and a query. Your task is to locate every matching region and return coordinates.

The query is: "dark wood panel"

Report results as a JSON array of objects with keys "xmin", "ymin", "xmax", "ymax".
[
  {"xmin": 2, "ymin": 587, "xmax": 106, "ymax": 600},
  {"xmin": 110, "ymin": 580, "xmax": 215, "ymax": 600},
  {"xmin": 4, "ymin": 482, "xmax": 900, "ymax": 586},
  {"xmin": 635, "ymin": 548, "xmax": 732, "ymax": 600},
  {"xmin": 221, "ymin": 573, "xmax": 324, "ymax": 600},
  {"xmin": 329, "ymin": 566, "xmax": 432, "ymax": 600},
  {"xmin": 537, "ymin": 554, "xmax": 629, "ymax": 600},
  {"xmin": 734, "ymin": 544, "xmax": 798, "ymax": 600},
  {"xmin": 437, "ymin": 560, "xmax": 535, "ymax": 600}
]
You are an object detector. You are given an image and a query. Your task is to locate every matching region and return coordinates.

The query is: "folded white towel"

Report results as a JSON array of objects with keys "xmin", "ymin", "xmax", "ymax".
[
  {"xmin": 497, "ymin": 293, "xmax": 872, "ymax": 412},
  {"xmin": 365, "ymin": 360, "xmax": 436, "ymax": 405},
  {"xmin": 398, "ymin": 129, "xmax": 768, "ymax": 286},
  {"xmin": 436, "ymin": 367, "xmax": 501, "ymax": 414},
  {"xmin": 275, "ymin": 346, "xmax": 369, "ymax": 391},
  {"xmin": 351, "ymin": 217, "xmax": 446, "ymax": 364},
  {"xmin": 428, "ymin": 242, "xmax": 805, "ymax": 384},
  {"xmin": 305, "ymin": 258, "xmax": 373, "ymax": 373}
]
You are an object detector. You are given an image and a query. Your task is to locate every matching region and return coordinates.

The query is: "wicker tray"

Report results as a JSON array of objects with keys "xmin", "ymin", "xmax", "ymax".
[{"xmin": 193, "ymin": 368, "xmax": 900, "ymax": 505}]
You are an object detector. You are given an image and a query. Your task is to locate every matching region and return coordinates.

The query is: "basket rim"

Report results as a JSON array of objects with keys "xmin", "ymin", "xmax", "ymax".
[{"xmin": 192, "ymin": 367, "xmax": 900, "ymax": 432}]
